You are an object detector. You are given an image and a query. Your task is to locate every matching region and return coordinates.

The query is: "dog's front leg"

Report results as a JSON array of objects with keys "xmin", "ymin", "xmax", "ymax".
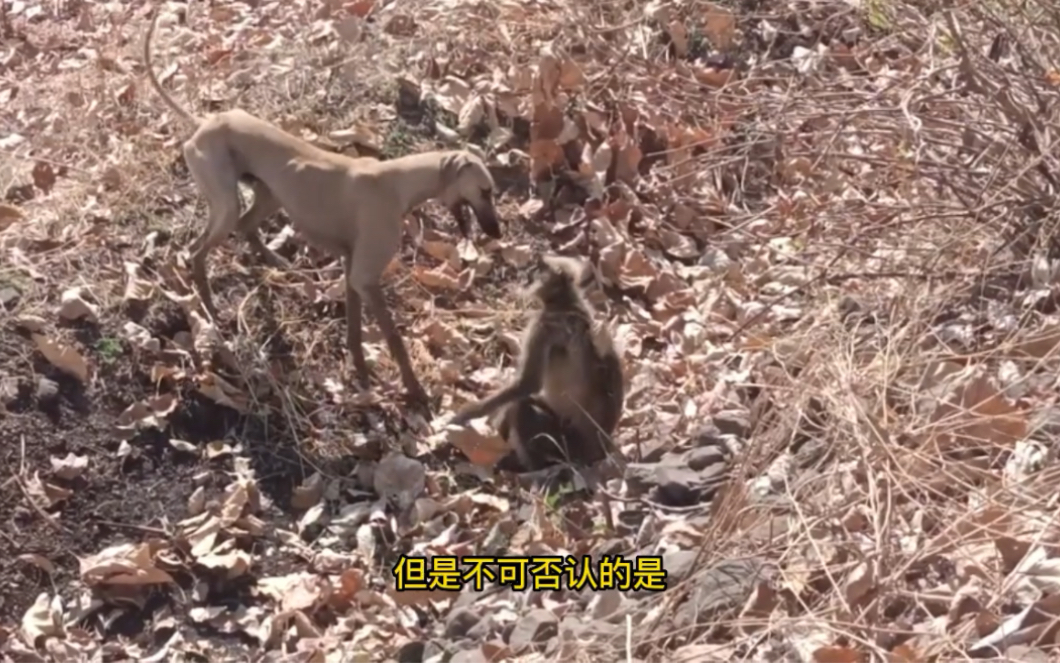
[
  {"xmin": 361, "ymin": 282, "xmax": 431, "ymax": 414},
  {"xmin": 342, "ymin": 254, "xmax": 371, "ymax": 388}
]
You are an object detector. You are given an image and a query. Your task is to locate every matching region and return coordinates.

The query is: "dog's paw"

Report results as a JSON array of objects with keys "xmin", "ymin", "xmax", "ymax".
[{"xmin": 404, "ymin": 388, "xmax": 433, "ymax": 420}]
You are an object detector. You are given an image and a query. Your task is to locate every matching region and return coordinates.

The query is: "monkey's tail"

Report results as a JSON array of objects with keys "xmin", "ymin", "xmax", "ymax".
[{"xmin": 143, "ymin": 4, "xmax": 200, "ymax": 127}]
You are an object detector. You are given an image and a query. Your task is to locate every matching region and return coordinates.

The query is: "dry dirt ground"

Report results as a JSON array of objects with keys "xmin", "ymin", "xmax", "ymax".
[{"xmin": 6, "ymin": 0, "xmax": 1060, "ymax": 661}]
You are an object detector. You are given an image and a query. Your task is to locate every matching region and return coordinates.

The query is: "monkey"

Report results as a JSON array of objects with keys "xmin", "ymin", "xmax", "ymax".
[{"xmin": 449, "ymin": 254, "xmax": 625, "ymax": 472}]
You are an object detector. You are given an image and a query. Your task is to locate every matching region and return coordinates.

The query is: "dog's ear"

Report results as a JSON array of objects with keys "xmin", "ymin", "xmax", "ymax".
[{"xmin": 440, "ymin": 152, "xmax": 474, "ymax": 185}]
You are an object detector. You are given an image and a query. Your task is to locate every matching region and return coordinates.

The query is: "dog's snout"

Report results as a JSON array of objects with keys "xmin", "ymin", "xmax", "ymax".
[{"xmin": 475, "ymin": 204, "xmax": 502, "ymax": 239}]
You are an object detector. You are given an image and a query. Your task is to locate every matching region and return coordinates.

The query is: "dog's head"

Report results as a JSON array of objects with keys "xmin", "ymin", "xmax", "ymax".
[{"xmin": 439, "ymin": 151, "xmax": 502, "ymax": 240}]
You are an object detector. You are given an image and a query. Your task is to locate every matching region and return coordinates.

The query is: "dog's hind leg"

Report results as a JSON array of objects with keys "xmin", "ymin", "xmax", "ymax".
[
  {"xmin": 237, "ymin": 180, "xmax": 289, "ymax": 269},
  {"xmin": 185, "ymin": 143, "xmax": 242, "ymax": 320},
  {"xmin": 342, "ymin": 252, "xmax": 371, "ymax": 389}
]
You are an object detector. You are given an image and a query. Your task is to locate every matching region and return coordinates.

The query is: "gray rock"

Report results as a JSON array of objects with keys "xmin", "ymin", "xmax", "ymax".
[
  {"xmin": 395, "ymin": 640, "xmax": 426, "ymax": 662},
  {"xmin": 689, "ymin": 421, "xmax": 728, "ymax": 448},
  {"xmin": 685, "ymin": 446, "xmax": 728, "ymax": 472},
  {"xmin": 0, "ymin": 375, "xmax": 19, "ymax": 407},
  {"xmin": 557, "ymin": 616, "xmax": 627, "ymax": 651},
  {"xmin": 0, "ymin": 286, "xmax": 20, "ymax": 309},
  {"xmin": 593, "ymin": 538, "xmax": 629, "ymax": 557},
  {"xmin": 449, "ymin": 649, "xmax": 490, "ymax": 663},
  {"xmin": 655, "ymin": 451, "xmax": 688, "ymax": 467},
  {"xmin": 421, "ymin": 641, "xmax": 446, "ymax": 663},
  {"xmin": 466, "ymin": 615, "xmax": 496, "ymax": 640},
  {"xmin": 638, "ymin": 437, "xmax": 671, "ymax": 463},
  {"xmin": 508, "ymin": 608, "xmax": 558, "ymax": 654},
  {"xmin": 672, "ymin": 558, "xmax": 772, "ymax": 633},
  {"xmin": 445, "ymin": 607, "xmax": 482, "ymax": 639},
  {"xmin": 712, "ymin": 409, "xmax": 751, "ymax": 439},
  {"xmin": 629, "ymin": 550, "xmax": 697, "ymax": 599},
  {"xmin": 624, "ymin": 464, "xmax": 725, "ymax": 507}
]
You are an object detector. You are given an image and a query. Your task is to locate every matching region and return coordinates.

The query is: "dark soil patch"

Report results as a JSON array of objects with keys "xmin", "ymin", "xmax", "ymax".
[{"xmin": 0, "ymin": 300, "xmax": 310, "ymax": 644}]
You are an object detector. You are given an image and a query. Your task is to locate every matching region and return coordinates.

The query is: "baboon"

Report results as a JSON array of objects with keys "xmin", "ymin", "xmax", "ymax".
[{"xmin": 450, "ymin": 255, "xmax": 625, "ymax": 471}]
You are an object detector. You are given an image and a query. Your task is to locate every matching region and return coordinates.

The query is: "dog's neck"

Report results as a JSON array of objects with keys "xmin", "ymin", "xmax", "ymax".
[{"xmin": 392, "ymin": 160, "xmax": 449, "ymax": 212}]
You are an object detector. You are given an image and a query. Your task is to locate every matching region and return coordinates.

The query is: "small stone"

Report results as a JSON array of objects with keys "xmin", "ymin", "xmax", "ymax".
[
  {"xmin": 508, "ymin": 608, "xmax": 558, "ymax": 653},
  {"xmin": 0, "ymin": 376, "xmax": 19, "ymax": 406},
  {"xmin": 712, "ymin": 409, "xmax": 751, "ymax": 439},
  {"xmin": 0, "ymin": 286, "xmax": 20, "ymax": 309},
  {"xmin": 688, "ymin": 422, "xmax": 727, "ymax": 448},
  {"xmin": 394, "ymin": 640, "xmax": 426, "ymax": 663},
  {"xmin": 444, "ymin": 607, "xmax": 482, "ymax": 639},
  {"xmin": 36, "ymin": 376, "xmax": 59, "ymax": 403}
]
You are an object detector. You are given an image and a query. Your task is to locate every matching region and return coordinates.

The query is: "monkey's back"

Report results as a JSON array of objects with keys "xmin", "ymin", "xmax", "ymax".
[{"xmin": 536, "ymin": 308, "xmax": 623, "ymax": 462}]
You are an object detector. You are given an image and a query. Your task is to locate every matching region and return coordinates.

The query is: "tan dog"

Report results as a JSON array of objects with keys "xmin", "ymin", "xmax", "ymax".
[{"xmin": 142, "ymin": 7, "xmax": 502, "ymax": 409}]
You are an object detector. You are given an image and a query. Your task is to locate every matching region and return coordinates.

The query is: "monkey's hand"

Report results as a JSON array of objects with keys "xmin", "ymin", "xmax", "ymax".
[{"xmin": 448, "ymin": 410, "xmax": 475, "ymax": 427}]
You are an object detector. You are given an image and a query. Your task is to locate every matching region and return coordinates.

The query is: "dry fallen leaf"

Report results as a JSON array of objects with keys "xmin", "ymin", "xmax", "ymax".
[
  {"xmin": 123, "ymin": 262, "xmax": 155, "ymax": 303},
  {"xmin": 421, "ymin": 240, "xmax": 461, "ymax": 269},
  {"xmin": 703, "ymin": 3, "xmax": 736, "ymax": 50},
  {"xmin": 18, "ymin": 554, "xmax": 57, "ymax": 575},
  {"xmin": 660, "ymin": 230, "xmax": 699, "ymax": 260},
  {"xmin": 187, "ymin": 486, "xmax": 207, "ymax": 516},
  {"xmin": 197, "ymin": 372, "xmax": 250, "ymax": 414},
  {"xmin": 412, "ymin": 264, "xmax": 461, "ymax": 290},
  {"xmin": 205, "ymin": 440, "xmax": 234, "ymax": 460},
  {"xmin": 501, "ymin": 244, "xmax": 534, "ymax": 267},
  {"xmin": 197, "ymin": 545, "xmax": 252, "ymax": 579},
  {"xmin": 291, "ymin": 473, "xmax": 325, "ymax": 510},
  {"xmin": 49, "ymin": 453, "xmax": 88, "ymax": 480},
  {"xmin": 20, "ymin": 592, "xmax": 63, "ymax": 648},
  {"xmin": 258, "ymin": 572, "xmax": 332, "ymax": 613},
  {"xmin": 79, "ymin": 542, "xmax": 175, "ymax": 587},
  {"xmin": 0, "ymin": 202, "xmax": 25, "ymax": 224},
  {"xmin": 298, "ymin": 502, "xmax": 327, "ymax": 534},
  {"xmin": 926, "ymin": 369, "xmax": 1028, "ymax": 453},
  {"xmin": 32, "ymin": 333, "xmax": 90, "ymax": 383},
  {"xmin": 458, "ymin": 95, "xmax": 486, "ymax": 136},
  {"xmin": 26, "ymin": 471, "xmax": 73, "ymax": 508},
  {"xmin": 445, "ymin": 422, "xmax": 511, "ymax": 468},
  {"xmin": 168, "ymin": 438, "xmax": 197, "ymax": 454}
]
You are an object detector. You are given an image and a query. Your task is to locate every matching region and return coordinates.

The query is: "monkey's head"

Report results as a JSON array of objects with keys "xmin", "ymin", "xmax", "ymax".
[
  {"xmin": 438, "ymin": 151, "xmax": 502, "ymax": 240},
  {"xmin": 526, "ymin": 254, "xmax": 597, "ymax": 306}
]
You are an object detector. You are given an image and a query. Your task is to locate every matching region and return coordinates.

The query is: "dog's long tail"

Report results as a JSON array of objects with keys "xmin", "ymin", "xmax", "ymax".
[{"xmin": 143, "ymin": 6, "xmax": 200, "ymax": 127}]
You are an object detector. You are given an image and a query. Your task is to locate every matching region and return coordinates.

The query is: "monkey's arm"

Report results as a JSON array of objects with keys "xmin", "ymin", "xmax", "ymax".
[{"xmin": 450, "ymin": 327, "xmax": 551, "ymax": 426}]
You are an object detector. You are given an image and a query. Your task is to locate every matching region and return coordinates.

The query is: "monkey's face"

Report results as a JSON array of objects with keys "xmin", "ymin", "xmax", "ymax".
[
  {"xmin": 526, "ymin": 254, "xmax": 597, "ymax": 304},
  {"xmin": 441, "ymin": 154, "xmax": 502, "ymax": 240}
]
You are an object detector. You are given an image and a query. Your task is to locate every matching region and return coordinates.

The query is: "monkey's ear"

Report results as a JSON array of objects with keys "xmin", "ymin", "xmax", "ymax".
[
  {"xmin": 576, "ymin": 260, "xmax": 598, "ymax": 289},
  {"xmin": 542, "ymin": 254, "xmax": 591, "ymax": 285}
]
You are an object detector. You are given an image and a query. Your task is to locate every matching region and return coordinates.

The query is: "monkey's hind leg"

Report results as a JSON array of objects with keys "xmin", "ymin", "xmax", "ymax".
[{"xmin": 494, "ymin": 397, "xmax": 567, "ymax": 473}]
